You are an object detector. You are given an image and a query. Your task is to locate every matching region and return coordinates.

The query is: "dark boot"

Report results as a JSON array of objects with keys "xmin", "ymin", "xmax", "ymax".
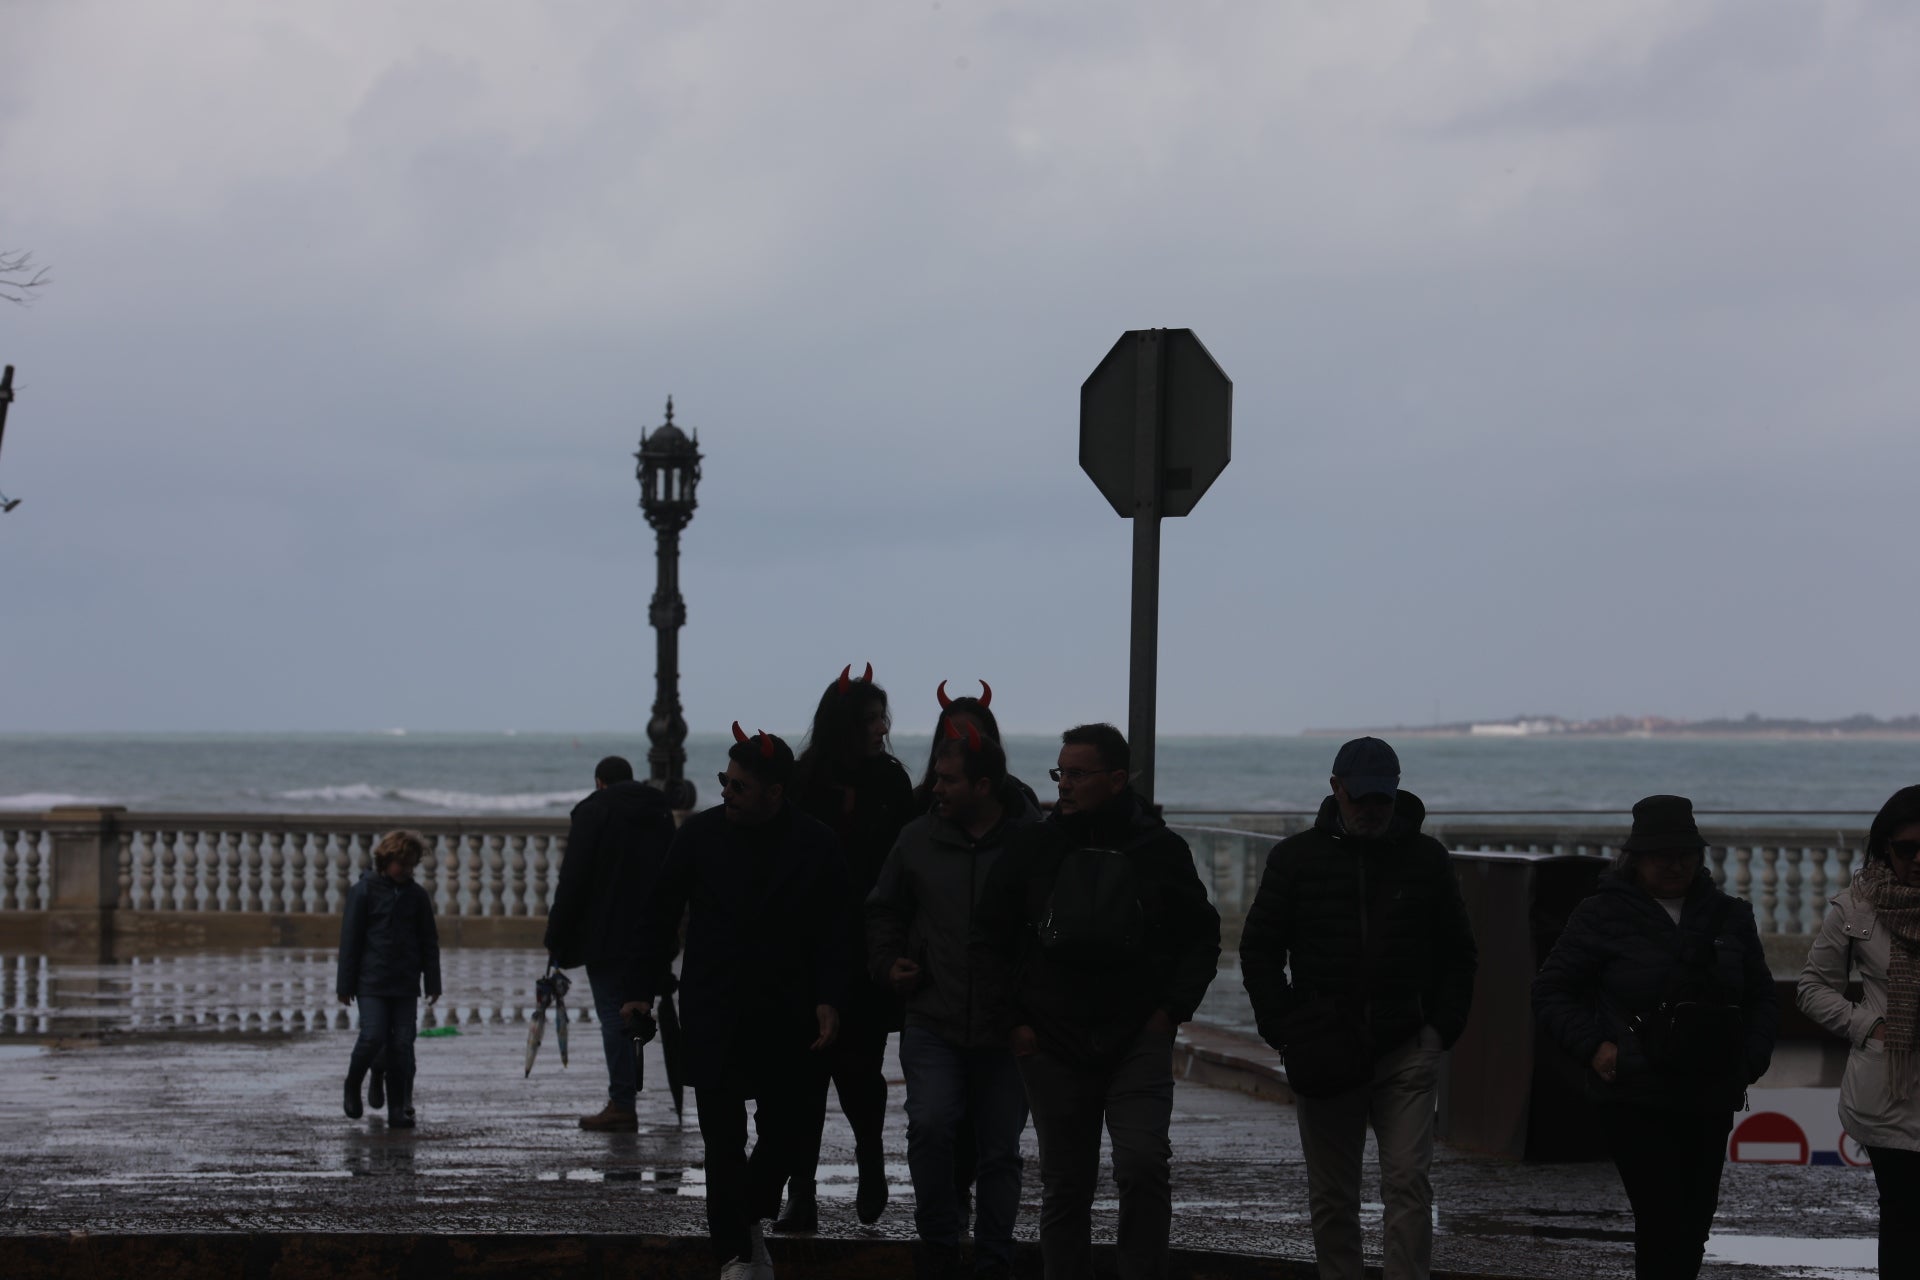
[
  {"xmin": 771, "ymin": 1183, "xmax": 818, "ymax": 1233},
  {"xmin": 343, "ymin": 1070, "xmax": 364, "ymax": 1119},
  {"xmin": 855, "ymin": 1145, "xmax": 888, "ymax": 1225},
  {"xmin": 368, "ymin": 1069, "xmax": 386, "ymax": 1110},
  {"xmin": 387, "ymin": 1072, "xmax": 415, "ymax": 1129},
  {"xmin": 579, "ymin": 1102, "xmax": 638, "ymax": 1132}
]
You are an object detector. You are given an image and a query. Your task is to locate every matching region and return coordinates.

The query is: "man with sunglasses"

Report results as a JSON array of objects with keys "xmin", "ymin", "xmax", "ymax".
[
  {"xmin": 623, "ymin": 727, "xmax": 849, "ymax": 1280},
  {"xmin": 1240, "ymin": 736, "xmax": 1479, "ymax": 1280},
  {"xmin": 971, "ymin": 723, "xmax": 1221, "ymax": 1280}
]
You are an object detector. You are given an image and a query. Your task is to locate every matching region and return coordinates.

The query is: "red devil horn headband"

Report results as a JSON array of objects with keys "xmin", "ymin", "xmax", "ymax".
[
  {"xmin": 941, "ymin": 719, "xmax": 986, "ymax": 751},
  {"xmin": 937, "ymin": 679, "xmax": 992, "ymax": 710},
  {"xmin": 731, "ymin": 721, "xmax": 750, "ymax": 744},
  {"xmin": 731, "ymin": 721, "xmax": 778, "ymax": 758},
  {"xmin": 836, "ymin": 662, "xmax": 875, "ymax": 695}
]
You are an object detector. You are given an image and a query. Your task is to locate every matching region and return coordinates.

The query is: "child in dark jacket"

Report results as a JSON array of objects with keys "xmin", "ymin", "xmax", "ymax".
[{"xmin": 336, "ymin": 829, "xmax": 442, "ymax": 1128}]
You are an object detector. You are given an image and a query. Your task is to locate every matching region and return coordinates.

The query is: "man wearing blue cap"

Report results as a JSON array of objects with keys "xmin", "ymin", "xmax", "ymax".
[{"xmin": 1239, "ymin": 737, "xmax": 1478, "ymax": 1280}]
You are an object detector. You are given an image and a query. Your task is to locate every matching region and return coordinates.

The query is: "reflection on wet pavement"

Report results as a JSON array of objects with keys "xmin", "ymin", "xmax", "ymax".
[{"xmin": 0, "ymin": 948, "xmax": 1888, "ymax": 1277}]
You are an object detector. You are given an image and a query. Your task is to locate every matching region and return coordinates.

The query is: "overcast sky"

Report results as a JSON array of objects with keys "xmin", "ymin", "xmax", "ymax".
[{"xmin": 2, "ymin": 1, "xmax": 1917, "ymax": 736}]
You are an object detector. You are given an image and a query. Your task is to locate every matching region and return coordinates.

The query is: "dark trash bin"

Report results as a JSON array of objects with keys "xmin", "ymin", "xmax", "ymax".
[{"xmin": 1437, "ymin": 850, "xmax": 1610, "ymax": 1161}]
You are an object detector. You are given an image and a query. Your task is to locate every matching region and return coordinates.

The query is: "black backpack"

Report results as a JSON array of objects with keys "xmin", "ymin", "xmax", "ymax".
[{"xmin": 1035, "ymin": 846, "xmax": 1145, "ymax": 954}]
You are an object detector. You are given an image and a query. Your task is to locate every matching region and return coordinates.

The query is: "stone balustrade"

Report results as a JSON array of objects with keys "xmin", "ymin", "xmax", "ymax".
[{"xmin": 0, "ymin": 808, "xmax": 1872, "ymax": 959}]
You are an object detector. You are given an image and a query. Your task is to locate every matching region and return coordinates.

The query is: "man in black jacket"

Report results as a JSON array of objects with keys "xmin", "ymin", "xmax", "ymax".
[
  {"xmin": 972, "ymin": 723, "xmax": 1220, "ymax": 1280},
  {"xmin": 545, "ymin": 754, "xmax": 677, "ymax": 1132},
  {"xmin": 624, "ymin": 727, "xmax": 848, "ymax": 1280},
  {"xmin": 1239, "ymin": 737, "xmax": 1477, "ymax": 1280}
]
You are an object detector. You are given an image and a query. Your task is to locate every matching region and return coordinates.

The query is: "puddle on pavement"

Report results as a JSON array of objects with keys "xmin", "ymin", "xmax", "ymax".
[{"xmin": 1705, "ymin": 1234, "xmax": 1875, "ymax": 1277}]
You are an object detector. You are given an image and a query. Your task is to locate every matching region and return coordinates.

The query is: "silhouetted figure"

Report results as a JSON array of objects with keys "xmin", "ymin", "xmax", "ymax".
[
  {"xmin": 972, "ymin": 723, "xmax": 1220, "ymax": 1280},
  {"xmin": 336, "ymin": 829, "xmax": 442, "ymax": 1130},
  {"xmin": 1799, "ymin": 784, "xmax": 1920, "ymax": 1276},
  {"xmin": 779, "ymin": 666, "xmax": 916, "ymax": 1230},
  {"xmin": 545, "ymin": 754, "xmax": 676, "ymax": 1132},
  {"xmin": 1240, "ymin": 737, "xmax": 1478, "ymax": 1280},
  {"xmin": 1535, "ymin": 795, "xmax": 1777, "ymax": 1280},
  {"xmin": 625, "ymin": 726, "xmax": 847, "ymax": 1280},
  {"xmin": 868, "ymin": 724, "xmax": 1040, "ymax": 1280}
]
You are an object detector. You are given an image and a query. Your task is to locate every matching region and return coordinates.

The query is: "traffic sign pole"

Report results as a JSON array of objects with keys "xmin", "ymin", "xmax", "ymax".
[{"xmin": 1128, "ymin": 331, "xmax": 1163, "ymax": 806}]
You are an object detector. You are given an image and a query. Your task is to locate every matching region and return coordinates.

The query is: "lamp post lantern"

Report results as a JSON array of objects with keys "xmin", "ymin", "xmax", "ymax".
[{"xmin": 635, "ymin": 396, "xmax": 702, "ymax": 811}]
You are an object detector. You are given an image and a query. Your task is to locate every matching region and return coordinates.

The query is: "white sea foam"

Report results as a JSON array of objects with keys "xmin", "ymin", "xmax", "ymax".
[
  {"xmin": 0, "ymin": 792, "xmax": 113, "ymax": 810},
  {"xmin": 277, "ymin": 783, "xmax": 576, "ymax": 812}
]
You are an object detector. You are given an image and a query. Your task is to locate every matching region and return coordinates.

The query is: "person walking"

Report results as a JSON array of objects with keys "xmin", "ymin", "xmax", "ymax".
[
  {"xmin": 910, "ymin": 680, "xmax": 1041, "ymax": 813},
  {"xmin": 1534, "ymin": 794, "xmax": 1777, "ymax": 1280},
  {"xmin": 544, "ymin": 754, "xmax": 677, "ymax": 1132},
  {"xmin": 779, "ymin": 664, "xmax": 916, "ymax": 1230},
  {"xmin": 1238, "ymin": 737, "xmax": 1478, "ymax": 1280},
  {"xmin": 1797, "ymin": 784, "xmax": 1920, "ymax": 1276},
  {"xmin": 972, "ymin": 723, "xmax": 1220, "ymax": 1280},
  {"xmin": 336, "ymin": 829, "xmax": 442, "ymax": 1130},
  {"xmin": 867, "ymin": 724, "xmax": 1040, "ymax": 1279},
  {"xmin": 624, "ymin": 725, "xmax": 848, "ymax": 1280}
]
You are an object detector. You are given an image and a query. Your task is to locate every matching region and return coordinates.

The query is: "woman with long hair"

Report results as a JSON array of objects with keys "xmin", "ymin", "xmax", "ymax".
[
  {"xmin": 1533, "ymin": 795, "xmax": 1777, "ymax": 1280},
  {"xmin": 777, "ymin": 664, "xmax": 916, "ymax": 1231},
  {"xmin": 1798, "ymin": 783, "xmax": 1920, "ymax": 1275}
]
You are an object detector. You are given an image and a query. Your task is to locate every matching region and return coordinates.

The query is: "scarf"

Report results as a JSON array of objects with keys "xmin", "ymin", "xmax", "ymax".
[{"xmin": 1854, "ymin": 861, "xmax": 1920, "ymax": 1100}]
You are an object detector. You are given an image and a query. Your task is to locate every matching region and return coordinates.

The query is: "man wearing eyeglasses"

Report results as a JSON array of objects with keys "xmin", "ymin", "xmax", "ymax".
[
  {"xmin": 624, "ymin": 728, "xmax": 849, "ymax": 1280},
  {"xmin": 971, "ymin": 723, "xmax": 1221, "ymax": 1280},
  {"xmin": 1239, "ymin": 737, "xmax": 1479, "ymax": 1280}
]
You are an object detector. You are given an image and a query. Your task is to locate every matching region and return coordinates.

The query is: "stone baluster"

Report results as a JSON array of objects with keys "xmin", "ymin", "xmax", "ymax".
[
  {"xmin": 126, "ymin": 829, "xmax": 150, "ymax": 910},
  {"xmin": 263, "ymin": 831, "xmax": 287, "ymax": 913},
  {"xmin": 541, "ymin": 834, "xmax": 563, "ymax": 913},
  {"xmin": 324, "ymin": 834, "xmax": 347, "ymax": 915},
  {"xmin": 156, "ymin": 830, "xmax": 180, "ymax": 911},
  {"xmin": 244, "ymin": 829, "xmax": 266, "ymax": 913},
  {"xmin": 1707, "ymin": 844, "xmax": 1728, "ymax": 891},
  {"xmin": 527, "ymin": 834, "xmax": 548, "ymax": 918},
  {"xmin": 190, "ymin": 831, "xmax": 213, "ymax": 911},
  {"xmin": 1729, "ymin": 844, "xmax": 1753, "ymax": 905},
  {"xmin": 301, "ymin": 833, "xmax": 324, "ymax": 913},
  {"xmin": 483, "ymin": 835, "xmax": 506, "ymax": 917},
  {"xmin": 505, "ymin": 834, "xmax": 528, "ymax": 916},
  {"xmin": 1778, "ymin": 846, "xmax": 1801, "ymax": 935},
  {"xmin": 1799, "ymin": 845, "xmax": 1828, "ymax": 921},
  {"xmin": 459, "ymin": 835, "xmax": 481, "ymax": 917},
  {"xmin": 418, "ymin": 835, "xmax": 443, "ymax": 914},
  {"xmin": 0, "ymin": 828, "xmax": 17, "ymax": 911},
  {"xmin": 1757, "ymin": 845, "xmax": 1780, "ymax": 935}
]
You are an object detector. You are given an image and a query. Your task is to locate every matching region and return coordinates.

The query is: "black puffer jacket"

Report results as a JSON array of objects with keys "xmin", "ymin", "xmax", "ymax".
[
  {"xmin": 971, "ymin": 790, "xmax": 1221, "ymax": 1066},
  {"xmin": 336, "ymin": 870, "xmax": 442, "ymax": 1001},
  {"xmin": 544, "ymin": 779, "xmax": 676, "ymax": 970},
  {"xmin": 1532, "ymin": 868, "xmax": 1777, "ymax": 1113},
  {"xmin": 1239, "ymin": 792, "xmax": 1478, "ymax": 1055}
]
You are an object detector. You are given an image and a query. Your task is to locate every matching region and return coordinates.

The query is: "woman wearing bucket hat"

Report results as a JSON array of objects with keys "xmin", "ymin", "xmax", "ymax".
[
  {"xmin": 1797, "ymin": 784, "xmax": 1920, "ymax": 1275},
  {"xmin": 1534, "ymin": 795, "xmax": 1777, "ymax": 1280}
]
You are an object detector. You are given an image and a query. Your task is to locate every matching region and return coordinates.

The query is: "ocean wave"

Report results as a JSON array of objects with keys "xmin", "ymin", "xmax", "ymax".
[
  {"xmin": 277, "ymin": 783, "xmax": 579, "ymax": 812},
  {"xmin": 0, "ymin": 792, "xmax": 114, "ymax": 811}
]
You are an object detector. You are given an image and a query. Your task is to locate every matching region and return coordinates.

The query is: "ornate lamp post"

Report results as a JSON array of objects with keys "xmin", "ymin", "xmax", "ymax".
[{"xmin": 635, "ymin": 397, "xmax": 702, "ymax": 810}]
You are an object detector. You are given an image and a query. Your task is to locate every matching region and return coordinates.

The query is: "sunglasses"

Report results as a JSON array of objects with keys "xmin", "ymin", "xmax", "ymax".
[{"xmin": 1890, "ymin": 840, "xmax": 1920, "ymax": 861}]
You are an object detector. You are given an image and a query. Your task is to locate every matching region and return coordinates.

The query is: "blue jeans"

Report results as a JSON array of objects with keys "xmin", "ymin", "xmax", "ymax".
[
  {"xmin": 899, "ymin": 1025, "xmax": 1029, "ymax": 1269},
  {"xmin": 587, "ymin": 964, "xmax": 638, "ymax": 1110},
  {"xmin": 350, "ymin": 995, "xmax": 418, "ymax": 1115}
]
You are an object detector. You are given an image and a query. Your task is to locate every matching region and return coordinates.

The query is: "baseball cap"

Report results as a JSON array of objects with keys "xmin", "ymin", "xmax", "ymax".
[{"xmin": 1332, "ymin": 736, "xmax": 1400, "ymax": 800}]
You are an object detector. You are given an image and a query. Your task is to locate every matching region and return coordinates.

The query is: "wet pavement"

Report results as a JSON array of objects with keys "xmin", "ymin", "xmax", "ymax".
[{"xmin": 0, "ymin": 949, "xmax": 1885, "ymax": 1278}]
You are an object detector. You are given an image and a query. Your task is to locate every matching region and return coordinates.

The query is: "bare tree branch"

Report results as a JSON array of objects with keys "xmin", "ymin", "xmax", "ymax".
[{"xmin": 0, "ymin": 250, "xmax": 51, "ymax": 305}]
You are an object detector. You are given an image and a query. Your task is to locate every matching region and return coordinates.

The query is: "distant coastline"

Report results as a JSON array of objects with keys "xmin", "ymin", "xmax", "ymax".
[{"xmin": 1301, "ymin": 713, "xmax": 1920, "ymax": 740}]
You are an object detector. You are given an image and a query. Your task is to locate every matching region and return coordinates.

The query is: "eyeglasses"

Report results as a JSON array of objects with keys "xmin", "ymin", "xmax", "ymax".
[
  {"xmin": 1890, "ymin": 840, "xmax": 1920, "ymax": 861},
  {"xmin": 716, "ymin": 772, "xmax": 755, "ymax": 795},
  {"xmin": 1049, "ymin": 767, "xmax": 1121, "ymax": 783}
]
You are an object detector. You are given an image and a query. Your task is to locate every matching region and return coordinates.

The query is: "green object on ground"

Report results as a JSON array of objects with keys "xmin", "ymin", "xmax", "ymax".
[{"xmin": 420, "ymin": 1026, "xmax": 460, "ymax": 1038}]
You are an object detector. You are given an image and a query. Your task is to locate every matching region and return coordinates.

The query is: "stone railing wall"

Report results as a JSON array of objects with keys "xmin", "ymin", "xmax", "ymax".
[
  {"xmin": 0, "ymin": 808, "xmax": 1871, "ymax": 958},
  {"xmin": 1172, "ymin": 819, "xmax": 1869, "ymax": 938}
]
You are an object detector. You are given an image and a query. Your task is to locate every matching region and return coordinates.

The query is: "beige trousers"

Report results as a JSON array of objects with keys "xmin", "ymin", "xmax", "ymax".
[{"xmin": 1293, "ymin": 1026, "xmax": 1443, "ymax": 1280}]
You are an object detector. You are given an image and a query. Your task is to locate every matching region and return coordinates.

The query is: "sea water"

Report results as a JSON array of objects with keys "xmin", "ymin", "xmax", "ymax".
[{"xmin": 2, "ymin": 732, "xmax": 1917, "ymax": 821}]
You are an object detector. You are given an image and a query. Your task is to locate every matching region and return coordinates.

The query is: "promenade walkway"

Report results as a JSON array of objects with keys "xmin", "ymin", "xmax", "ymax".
[{"xmin": 0, "ymin": 965, "xmax": 1879, "ymax": 1279}]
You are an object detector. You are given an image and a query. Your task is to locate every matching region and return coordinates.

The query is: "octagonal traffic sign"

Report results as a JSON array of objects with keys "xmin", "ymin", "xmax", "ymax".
[{"xmin": 1079, "ymin": 328, "xmax": 1232, "ymax": 518}]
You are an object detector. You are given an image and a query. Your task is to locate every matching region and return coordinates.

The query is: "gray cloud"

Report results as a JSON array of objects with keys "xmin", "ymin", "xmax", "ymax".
[{"xmin": 2, "ymin": 1, "xmax": 1916, "ymax": 735}]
